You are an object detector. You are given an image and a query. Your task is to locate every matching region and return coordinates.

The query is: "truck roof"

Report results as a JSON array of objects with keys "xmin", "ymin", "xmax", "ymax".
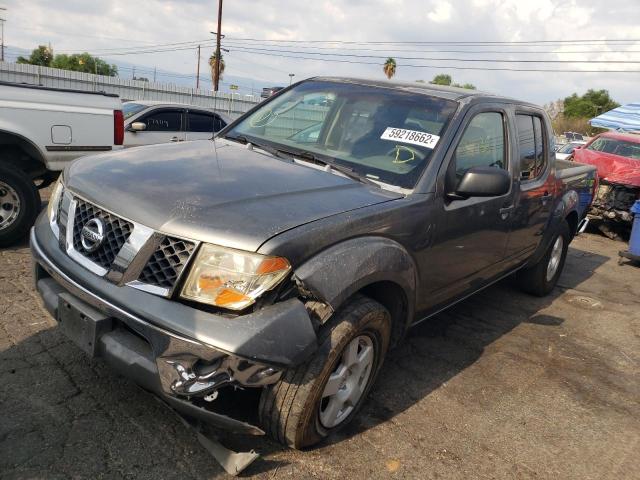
[
  {"xmin": 310, "ymin": 76, "xmax": 537, "ymax": 106},
  {"xmin": 0, "ymin": 81, "xmax": 120, "ymax": 98}
]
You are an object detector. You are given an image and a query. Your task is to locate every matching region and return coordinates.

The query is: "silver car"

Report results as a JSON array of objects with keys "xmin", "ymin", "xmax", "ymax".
[{"xmin": 122, "ymin": 101, "xmax": 231, "ymax": 147}]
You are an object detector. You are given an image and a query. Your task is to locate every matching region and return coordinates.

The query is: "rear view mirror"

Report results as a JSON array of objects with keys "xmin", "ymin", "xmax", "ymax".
[
  {"xmin": 129, "ymin": 122, "xmax": 147, "ymax": 132},
  {"xmin": 451, "ymin": 166, "xmax": 510, "ymax": 199}
]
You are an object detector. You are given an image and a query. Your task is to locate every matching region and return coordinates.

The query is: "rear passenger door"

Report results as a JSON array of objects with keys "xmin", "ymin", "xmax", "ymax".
[
  {"xmin": 505, "ymin": 111, "xmax": 555, "ymax": 260},
  {"xmin": 126, "ymin": 107, "xmax": 185, "ymax": 146},
  {"xmin": 185, "ymin": 110, "xmax": 225, "ymax": 141}
]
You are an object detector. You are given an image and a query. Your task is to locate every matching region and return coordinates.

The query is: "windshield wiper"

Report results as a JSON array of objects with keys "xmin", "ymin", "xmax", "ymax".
[
  {"xmin": 286, "ymin": 149, "xmax": 377, "ymax": 187},
  {"xmin": 225, "ymin": 135, "xmax": 376, "ymax": 187},
  {"xmin": 224, "ymin": 134, "xmax": 291, "ymax": 160}
]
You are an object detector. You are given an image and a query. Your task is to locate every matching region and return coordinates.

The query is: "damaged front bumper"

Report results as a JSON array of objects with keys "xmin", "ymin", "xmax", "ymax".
[{"xmin": 30, "ymin": 220, "xmax": 318, "ymax": 435}]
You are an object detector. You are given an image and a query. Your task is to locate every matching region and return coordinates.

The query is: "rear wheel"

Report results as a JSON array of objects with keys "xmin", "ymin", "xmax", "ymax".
[
  {"xmin": 259, "ymin": 295, "xmax": 391, "ymax": 449},
  {"xmin": 0, "ymin": 165, "xmax": 41, "ymax": 247},
  {"xmin": 517, "ymin": 220, "xmax": 570, "ymax": 296}
]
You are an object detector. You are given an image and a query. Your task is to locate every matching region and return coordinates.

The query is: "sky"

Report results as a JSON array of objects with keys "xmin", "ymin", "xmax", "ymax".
[{"xmin": 3, "ymin": 0, "xmax": 640, "ymax": 104}]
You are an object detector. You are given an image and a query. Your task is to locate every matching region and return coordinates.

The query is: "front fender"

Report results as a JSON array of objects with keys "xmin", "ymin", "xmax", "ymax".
[{"xmin": 293, "ymin": 236, "xmax": 416, "ymax": 315}]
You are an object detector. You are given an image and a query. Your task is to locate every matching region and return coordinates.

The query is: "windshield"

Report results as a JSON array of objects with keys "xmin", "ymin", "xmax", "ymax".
[
  {"xmin": 122, "ymin": 102, "xmax": 147, "ymax": 120},
  {"xmin": 558, "ymin": 142, "xmax": 581, "ymax": 154},
  {"xmin": 225, "ymin": 80, "xmax": 458, "ymax": 188},
  {"xmin": 587, "ymin": 137, "xmax": 640, "ymax": 160}
]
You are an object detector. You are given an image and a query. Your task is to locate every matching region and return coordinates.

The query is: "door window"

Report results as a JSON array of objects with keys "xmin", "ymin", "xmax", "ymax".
[
  {"xmin": 516, "ymin": 114, "xmax": 547, "ymax": 180},
  {"xmin": 188, "ymin": 112, "xmax": 216, "ymax": 133},
  {"xmin": 454, "ymin": 112, "xmax": 506, "ymax": 178},
  {"xmin": 141, "ymin": 110, "xmax": 182, "ymax": 132}
]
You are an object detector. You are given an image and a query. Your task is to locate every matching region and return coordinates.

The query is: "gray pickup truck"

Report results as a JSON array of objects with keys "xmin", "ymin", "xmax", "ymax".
[{"xmin": 31, "ymin": 77, "xmax": 597, "ymax": 449}]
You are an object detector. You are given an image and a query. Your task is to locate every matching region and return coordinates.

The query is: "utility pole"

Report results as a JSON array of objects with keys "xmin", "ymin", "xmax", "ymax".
[
  {"xmin": 153, "ymin": 66, "xmax": 156, "ymax": 82},
  {"xmin": 0, "ymin": 7, "xmax": 6, "ymax": 63},
  {"xmin": 196, "ymin": 45, "xmax": 201, "ymax": 89},
  {"xmin": 214, "ymin": 0, "xmax": 223, "ymax": 91},
  {"xmin": 132, "ymin": 66, "xmax": 136, "ymax": 80}
]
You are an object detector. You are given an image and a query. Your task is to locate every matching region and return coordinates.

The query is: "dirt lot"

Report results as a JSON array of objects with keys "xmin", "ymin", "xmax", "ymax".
[{"xmin": 1, "ymin": 224, "xmax": 639, "ymax": 479}]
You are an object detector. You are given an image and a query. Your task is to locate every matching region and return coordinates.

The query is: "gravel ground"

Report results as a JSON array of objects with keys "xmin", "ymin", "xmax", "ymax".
[{"xmin": 1, "ymin": 211, "xmax": 639, "ymax": 479}]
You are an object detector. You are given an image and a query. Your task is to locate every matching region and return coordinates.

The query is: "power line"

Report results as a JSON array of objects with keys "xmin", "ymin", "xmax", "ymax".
[
  {"xmin": 223, "ymin": 36, "xmax": 640, "ymax": 46},
  {"xmin": 222, "ymin": 40, "xmax": 640, "ymax": 56},
  {"xmin": 224, "ymin": 48, "xmax": 640, "ymax": 73},
  {"xmin": 222, "ymin": 44, "xmax": 640, "ymax": 64}
]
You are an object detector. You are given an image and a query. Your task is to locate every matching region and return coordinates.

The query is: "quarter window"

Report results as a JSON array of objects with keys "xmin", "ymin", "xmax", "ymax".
[
  {"xmin": 516, "ymin": 114, "xmax": 547, "ymax": 180},
  {"xmin": 142, "ymin": 110, "xmax": 182, "ymax": 132},
  {"xmin": 454, "ymin": 112, "xmax": 506, "ymax": 177}
]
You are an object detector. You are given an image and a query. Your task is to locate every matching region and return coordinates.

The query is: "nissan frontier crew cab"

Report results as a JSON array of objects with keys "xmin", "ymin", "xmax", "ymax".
[{"xmin": 31, "ymin": 78, "xmax": 597, "ymax": 449}]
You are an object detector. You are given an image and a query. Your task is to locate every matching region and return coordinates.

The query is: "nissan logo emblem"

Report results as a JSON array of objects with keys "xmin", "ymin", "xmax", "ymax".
[{"xmin": 81, "ymin": 218, "xmax": 105, "ymax": 252}]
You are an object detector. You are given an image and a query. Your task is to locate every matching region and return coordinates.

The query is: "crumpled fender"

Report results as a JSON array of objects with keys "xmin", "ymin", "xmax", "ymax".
[
  {"xmin": 574, "ymin": 148, "xmax": 640, "ymax": 187},
  {"xmin": 293, "ymin": 236, "xmax": 416, "ymax": 316}
]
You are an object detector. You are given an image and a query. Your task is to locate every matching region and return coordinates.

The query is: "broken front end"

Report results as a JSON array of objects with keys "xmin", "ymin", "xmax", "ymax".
[{"xmin": 588, "ymin": 181, "xmax": 640, "ymax": 239}]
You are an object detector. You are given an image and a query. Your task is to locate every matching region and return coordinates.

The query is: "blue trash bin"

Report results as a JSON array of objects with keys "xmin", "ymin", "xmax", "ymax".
[{"xmin": 630, "ymin": 200, "xmax": 640, "ymax": 257}]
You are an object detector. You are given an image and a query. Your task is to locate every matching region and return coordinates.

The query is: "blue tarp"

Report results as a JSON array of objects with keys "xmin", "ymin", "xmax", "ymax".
[{"xmin": 590, "ymin": 103, "xmax": 640, "ymax": 131}]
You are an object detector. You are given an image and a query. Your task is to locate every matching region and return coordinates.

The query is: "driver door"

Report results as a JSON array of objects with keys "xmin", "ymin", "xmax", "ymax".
[{"xmin": 420, "ymin": 107, "xmax": 515, "ymax": 310}]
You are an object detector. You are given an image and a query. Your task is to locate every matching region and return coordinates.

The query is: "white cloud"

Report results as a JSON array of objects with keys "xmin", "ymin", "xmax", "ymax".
[{"xmin": 427, "ymin": 1, "xmax": 453, "ymax": 23}]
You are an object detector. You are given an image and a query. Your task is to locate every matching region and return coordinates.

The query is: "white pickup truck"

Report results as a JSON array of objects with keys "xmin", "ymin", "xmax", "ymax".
[{"xmin": 0, "ymin": 82, "xmax": 123, "ymax": 246}]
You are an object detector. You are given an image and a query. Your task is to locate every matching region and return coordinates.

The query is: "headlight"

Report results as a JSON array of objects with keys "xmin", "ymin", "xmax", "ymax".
[
  {"xmin": 180, "ymin": 244, "xmax": 291, "ymax": 311},
  {"xmin": 47, "ymin": 176, "xmax": 64, "ymax": 224}
]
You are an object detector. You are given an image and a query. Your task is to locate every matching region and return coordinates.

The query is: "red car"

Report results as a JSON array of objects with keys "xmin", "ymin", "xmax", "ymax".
[{"xmin": 572, "ymin": 131, "xmax": 640, "ymax": 237}]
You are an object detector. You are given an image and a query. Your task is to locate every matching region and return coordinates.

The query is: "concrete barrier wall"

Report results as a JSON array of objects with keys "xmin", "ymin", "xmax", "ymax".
[{"xmin": 0, "ymin": 62, "xmax": 260, "ymax": 119}]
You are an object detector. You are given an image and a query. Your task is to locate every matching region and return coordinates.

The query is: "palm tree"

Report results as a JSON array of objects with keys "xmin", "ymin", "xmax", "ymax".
[
  {"xmin": 383, "ymin": 57, "xmax": 396, "ymax": 80},
  {"xmin": 208, "ymin": 52, "xmax": 226, "ymax": 87}
]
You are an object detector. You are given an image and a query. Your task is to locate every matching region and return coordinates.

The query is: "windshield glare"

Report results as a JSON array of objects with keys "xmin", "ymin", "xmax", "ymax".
[
  {"xmin": 122, "ymin": 102, "xmax": 147, "ymax": 119},
  {"xmin": 225, "ymin": 81, "xmax": 458, "ymax": 188},
  {"xmin": 587, "ymin": 137, "xmax": 640, "ymax": 160}
]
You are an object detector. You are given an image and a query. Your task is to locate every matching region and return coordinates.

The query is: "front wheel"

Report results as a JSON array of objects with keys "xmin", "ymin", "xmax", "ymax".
[
  {"xmin": 259, "ymin": 295, "xmax": 391, "ymax": 449},
  {"xmin": 517, "ymin": 220, "xmax": 570, "ymax": 297}
]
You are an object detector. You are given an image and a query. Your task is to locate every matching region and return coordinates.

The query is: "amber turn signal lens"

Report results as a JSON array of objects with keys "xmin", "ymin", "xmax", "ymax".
[
  {"xmin": 214, "ymin": 288, "xmax": 251, "ymax": 307},
  {"xmin": 256, "ymin": 256, "xmax": 290, "ymax": 274}
]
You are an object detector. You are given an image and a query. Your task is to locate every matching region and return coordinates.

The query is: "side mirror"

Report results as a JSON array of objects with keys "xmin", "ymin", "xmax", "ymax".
[
  {"xmin": 449, "ymin": 166, "xmax": 511, "ymax": 199},
  {"xmin": 129, "ymin": 122, "xmax": 147, "ymax": 132}
]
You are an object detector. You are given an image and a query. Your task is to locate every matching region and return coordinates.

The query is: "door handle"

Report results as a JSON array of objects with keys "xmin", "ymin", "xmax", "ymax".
[
  {"xmin": 499, "ymin": 205, "xmax": 514, "ymax": 220},
  {"xmin": 170, "ymin": 136, "xmax": 179, "ymax": 142}
]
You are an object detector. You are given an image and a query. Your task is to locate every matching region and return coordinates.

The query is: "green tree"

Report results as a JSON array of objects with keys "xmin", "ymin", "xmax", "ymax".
[
  {"xmin": 16, "ymin": 45, "xmax": 53, "ymax": 67},
  {"xmin": 51, "ymin": 53, "xmax": 118, "ymax": 76},
  {"xmin": 209, "ymin": 52, "xmax": 226, "ymax": 86},
  {"xmin": 383, "ymin": 57, "xmax": 397, "ymax": 79},
  {"xmin": 563, "ymin": 89, "xmax": 619, "ymax": 118},
  {"xmin": 430, "ymin": 74, "xmax": 452, "ymax": 86},
  {"xmin": 429, "ymin": 74, "xmax": 476, "ymax": 89}
]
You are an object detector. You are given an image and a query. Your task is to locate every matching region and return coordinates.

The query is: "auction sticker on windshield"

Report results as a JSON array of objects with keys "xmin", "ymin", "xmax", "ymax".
[{"xmin": 380, "ymin": 127, "xmax": 440, "ymax": 149}]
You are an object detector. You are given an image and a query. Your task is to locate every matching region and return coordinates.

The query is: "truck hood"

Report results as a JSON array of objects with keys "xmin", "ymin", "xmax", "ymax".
[{"xmin": 66, "ymin": 140, "xmax": 402, "ymax": 251}]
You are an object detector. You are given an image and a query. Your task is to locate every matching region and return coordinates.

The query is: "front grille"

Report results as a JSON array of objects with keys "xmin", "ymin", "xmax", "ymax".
[
  {"xmin": 72, "ymin": 198, "xmax": 133, "ymax": 270},
  {"xmin": 137, "ymin": 236, "xmax": 196, "ymax": 289}
]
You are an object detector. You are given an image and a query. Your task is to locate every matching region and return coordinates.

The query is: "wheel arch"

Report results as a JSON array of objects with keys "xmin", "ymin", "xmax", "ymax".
[
  {"xmin": 565, "ymin": 209, "xmax": 579, "ymax": 238},
  {"xmin": 293, "ymin": 236, "xmax": 416, "ymax": 345},
  {"xmin": 0, "ymin": 129, "xmax": 48, "ymax": 177}
]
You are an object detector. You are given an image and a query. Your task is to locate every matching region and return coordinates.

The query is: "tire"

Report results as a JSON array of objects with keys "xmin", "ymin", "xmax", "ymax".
[
  {"xmin": 517, "ymin": 220, "xmax": 570, "ymax": 297},
  {"xmin": 259, "ymin": 294, "xmax": 391, "ymax": 449},
  {"xmin": 0, "ymin": 165, "xmax": 41, "ymax": 247}
]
